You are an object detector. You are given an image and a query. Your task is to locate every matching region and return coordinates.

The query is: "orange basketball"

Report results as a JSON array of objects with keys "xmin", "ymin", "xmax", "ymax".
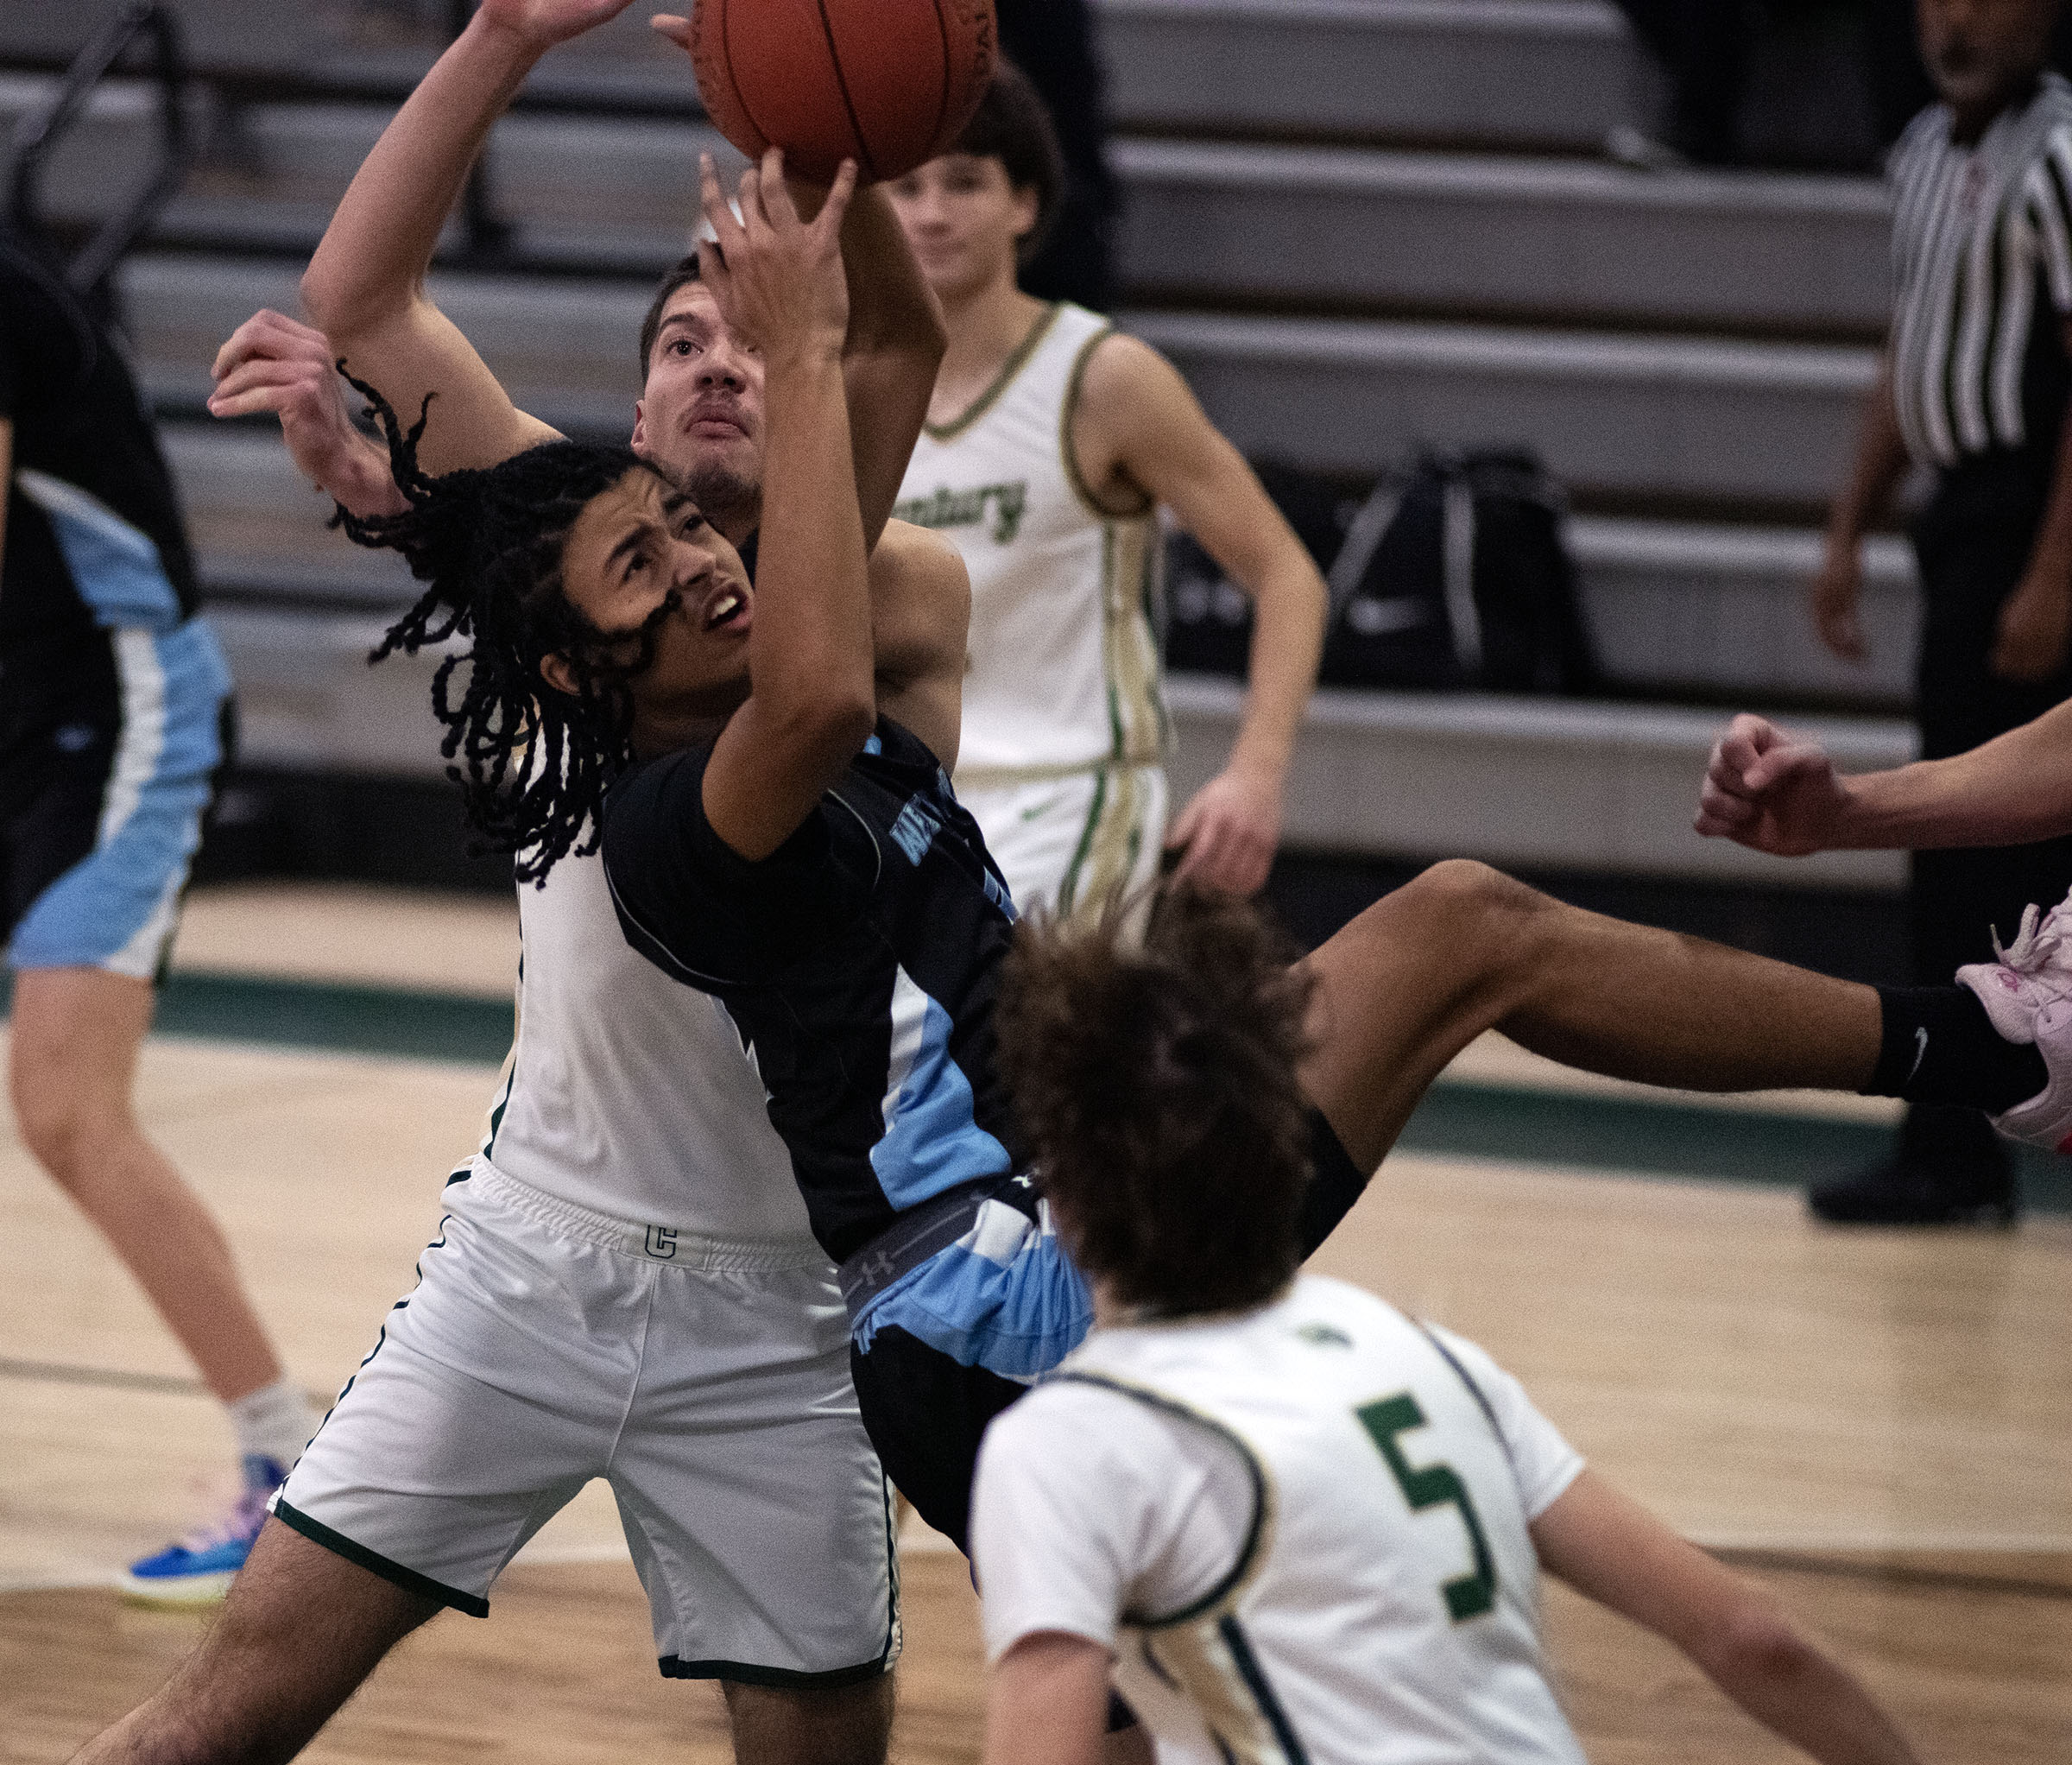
[{"xmin": 692, "ymin": 0, "xmax": 997, "ymax": 185}]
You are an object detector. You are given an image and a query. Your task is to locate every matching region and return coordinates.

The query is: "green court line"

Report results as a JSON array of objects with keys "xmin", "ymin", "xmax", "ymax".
[
  {"xmin": 0, "ymin": 970, "xmax": 516, "ymax": 1067},
  {"xmin": 1398, "ymin": 1083, "xmax": 2071, "ymax": 1216},
  {"xmin": 3, "ymin": 971, "xmax": 2063, "ymax": 1213}
]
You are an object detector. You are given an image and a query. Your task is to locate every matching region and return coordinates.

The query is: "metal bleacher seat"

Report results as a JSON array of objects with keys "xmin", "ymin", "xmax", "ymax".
[{"xmin": 0, "ymin": 0, "xmax": 1914, "ymax": 889}]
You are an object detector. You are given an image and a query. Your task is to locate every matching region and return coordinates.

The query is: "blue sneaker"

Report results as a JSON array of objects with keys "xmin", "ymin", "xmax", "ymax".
[{"xmin": 119, "ymin": 1455, "xmax": 287, "ymax": 1607}]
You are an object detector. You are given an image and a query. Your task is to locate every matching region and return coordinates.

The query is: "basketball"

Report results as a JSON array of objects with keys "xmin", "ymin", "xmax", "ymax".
[{"xmin": 691, "ymin": 0, "xmax": 997, "ymax": 185}]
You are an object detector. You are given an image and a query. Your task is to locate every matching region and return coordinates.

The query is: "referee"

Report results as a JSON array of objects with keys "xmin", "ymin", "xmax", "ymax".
[{"xmin": 1812, "ymin": 0, "xmax": 2072, "ymax": 1224}]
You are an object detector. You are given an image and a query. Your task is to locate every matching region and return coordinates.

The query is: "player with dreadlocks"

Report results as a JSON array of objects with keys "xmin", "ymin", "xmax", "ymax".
[
  {"xmin": 348, "ymin": 411, "xmax": 665, "ymax": 881},
  {"xmin": 74, "ymin": 13, "xmax": 949, "ymax": 1765},
  {"xmin": 301, "ymin": 135, "xmax": 2072, "ymax": 1566}
]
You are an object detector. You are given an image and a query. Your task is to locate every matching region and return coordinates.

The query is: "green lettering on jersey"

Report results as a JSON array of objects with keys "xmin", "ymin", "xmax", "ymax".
[
  {"xmin": 1356, "ymin": 1392, "xmax": 1497, "ymax": 1622},
  {"xmin": 894, "ymin": 479, "xmax": 1031, "ymax": 544}
]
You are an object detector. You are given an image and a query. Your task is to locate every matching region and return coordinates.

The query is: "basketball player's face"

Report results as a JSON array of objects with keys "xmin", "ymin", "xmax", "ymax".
[
  {"xmin": 1917, "ymin": 0, "xmax": 2056, "ymax": 114},
  {"xmin": 552, "ymin": 468, "xmax": 755, "ymax": 724},
  {"xmin": 632, "ymin": 282, "xmax": 766, "ymax": 537},
  {"xmin": 888, "ymin": 154, "xmax": 1040, "ymax": 302}
]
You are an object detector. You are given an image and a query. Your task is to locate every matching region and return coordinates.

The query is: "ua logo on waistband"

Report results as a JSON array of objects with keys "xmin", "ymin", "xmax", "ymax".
[{"xmin": 644, "ymin": 1224, "xmax": 678, "ymax": 1261}]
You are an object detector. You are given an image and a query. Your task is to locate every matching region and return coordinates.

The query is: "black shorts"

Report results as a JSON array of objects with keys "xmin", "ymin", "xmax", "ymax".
[
  {"xmin": 1, "ymin": 623, "xmax": 232, "ymax": 976},
  {"xmin": 847, "ymin": 1107, "xmax": 1369, "ymax": 1554},
  {"xmin": 0, "ymin": 633, "xmax": 121, "ymax": 948}
]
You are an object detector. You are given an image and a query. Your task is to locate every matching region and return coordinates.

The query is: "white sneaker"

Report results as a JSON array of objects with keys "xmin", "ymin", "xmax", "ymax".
[
  {"xmin": 1988, "ymin": 999, "xmax": 2072, "ymax": 1155},
  {"xmin": 1955, "ymin": 885, "xmax": 2072, "ymax": 1043}
]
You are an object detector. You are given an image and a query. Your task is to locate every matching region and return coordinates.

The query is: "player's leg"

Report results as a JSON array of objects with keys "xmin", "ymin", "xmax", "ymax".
[
  {"xmin": 722, "ymin": 1680, "xmax": 896, "ymax": 1765},
  {"xmin": 71, "ymin": 1520, "xmax": 439, "ymax": 1765},
  {"xmin": 1299, "ymin": 859, "xmax": 1891, "ymax": 1176},
  {"xmin": 9, "ymin": 966, "xmax": 285, "ymax": 1404},
  {"xmin": 5, "ymin": 633, "xmax": 320, "ymax": 1595},
  {"xmin": 613, "ymin": 1242, "xmax": 900, "ymax": 1765}
]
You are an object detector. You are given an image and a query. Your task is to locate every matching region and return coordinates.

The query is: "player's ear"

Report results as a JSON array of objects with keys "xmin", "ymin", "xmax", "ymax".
[
  {"xmin": 1011, "ymin": 184, "xmax": 1039, "ymax": 242},
  {"xmin": 539, "ymin": 652, "xmax": 581, "ymax": 699},
  {"xmin": 630, "ymin": 399, "xmax": 649, "ymax": 453}
]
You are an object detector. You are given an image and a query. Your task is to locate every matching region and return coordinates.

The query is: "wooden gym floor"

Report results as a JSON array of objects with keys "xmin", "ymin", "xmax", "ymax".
[{"xmin": 3, "ymin": 882, "xmax": 2068, "ymax": 1762}]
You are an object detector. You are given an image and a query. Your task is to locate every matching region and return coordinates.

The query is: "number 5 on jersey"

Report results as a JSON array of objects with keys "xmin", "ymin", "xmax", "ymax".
[{"xmin": 1356, "ymin": 1393, "xmax": 1497, "ymax": 1622}]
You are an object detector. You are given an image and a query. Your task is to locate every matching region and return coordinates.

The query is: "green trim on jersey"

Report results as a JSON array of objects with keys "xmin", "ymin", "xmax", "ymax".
[
  {"xmin": 1047, "ymin": 1370, "xmax": 1273, "ymax": 1629},
  {"xmin": 925, "ymin": 302, "xmax": 1064, "ymax": 442},
  {"xmin": 1058, "ymin": 323, "xmax": 1153, "ymax": 523}
]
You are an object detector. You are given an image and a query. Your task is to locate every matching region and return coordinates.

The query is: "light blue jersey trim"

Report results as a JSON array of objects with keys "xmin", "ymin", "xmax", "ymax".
[
  {"xmin": 870, "ymin": 969, "xmax": 1012, "ymax": 1211},
  {"xmin": 15, "ymin": 467, "xmax": 186, "ymax": 631},
  {"xmin": 853, "ymin": 1198, "xmax": 1092, "ymax": 1378},
  {"xmin": 9, "ymin": 621, "xmax": 231, "ymax": 977}
]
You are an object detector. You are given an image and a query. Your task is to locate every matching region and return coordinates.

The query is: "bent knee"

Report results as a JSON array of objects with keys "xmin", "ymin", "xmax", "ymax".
[
  {"xmin": 1377, "ymin": 859, "xmax": 1549, "ymax": 936},
  {"xmin": 12, "ymin": 1087, "xmax": 102, "ymax": 1184}
]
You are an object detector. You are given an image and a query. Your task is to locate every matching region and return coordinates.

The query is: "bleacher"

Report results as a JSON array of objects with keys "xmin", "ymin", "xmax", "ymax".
[{"xmin": 1, "ymin": 0, "xmax": 1914, "ymax": 891}]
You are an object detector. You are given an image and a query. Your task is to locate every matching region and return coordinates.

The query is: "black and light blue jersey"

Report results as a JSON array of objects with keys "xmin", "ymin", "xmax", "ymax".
[
  {"xmin": 603, "ymin": 718, "xmax": 1092, "ymax": 1378},
  {"xmin": 605, "ymin": 718, "xmax": 1022, "ymax": 1247}
]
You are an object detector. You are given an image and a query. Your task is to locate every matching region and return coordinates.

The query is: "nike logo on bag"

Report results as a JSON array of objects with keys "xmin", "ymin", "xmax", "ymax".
[{"xmin": 1906, "ymin": 1027, "xmax": 1930, "ymax": 1085}]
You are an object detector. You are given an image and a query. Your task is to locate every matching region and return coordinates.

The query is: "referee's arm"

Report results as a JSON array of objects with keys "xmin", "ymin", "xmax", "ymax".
[
  {"xmin": 1993, "ymin": 315, "xmax": 2072, "ymax": 680},
  {"xmin": 1811, "ymin": 352, "xmax": 1909, "ymax": 665}
]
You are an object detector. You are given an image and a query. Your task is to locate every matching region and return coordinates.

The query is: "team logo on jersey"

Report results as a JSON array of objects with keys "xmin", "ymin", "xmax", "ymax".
[
  {"xmin": 644, "ymin": 1224, "xmax": 678, "ymax": 1261},
  {"xmin": 888, "ymin": 796, "xmax": 945, "ymax": 865},
  {"xmin": 894, "ymin": 479, "xmax": 1029, "ymax": 544}
]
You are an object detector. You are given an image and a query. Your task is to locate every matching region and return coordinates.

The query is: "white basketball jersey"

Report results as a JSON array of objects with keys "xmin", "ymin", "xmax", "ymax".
[
  {"xmin": 976, "ymin": 1275, "xmax": 1586, "ymax": 1765},
  {"xmin": 477, "ymin": 850, "xmax": 814, "ymax": 1242},
  {"xmin": 896, "ymin": 302, "xmax": 1168, "ymax": 781}
]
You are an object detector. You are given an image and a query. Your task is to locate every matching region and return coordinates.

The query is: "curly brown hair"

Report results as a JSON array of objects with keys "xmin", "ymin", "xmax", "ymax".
[{"xmin": 995, "ymin": 885, "xmax": 1317, "ymax": 1319}]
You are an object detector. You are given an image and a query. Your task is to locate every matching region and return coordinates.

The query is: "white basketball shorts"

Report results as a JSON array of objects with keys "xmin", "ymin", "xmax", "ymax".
[
  {"xmin": 961, "ymin": 762, "xmax": 1168, "ymax": 923},
  {"xmin": 276, "ymin": 1156, "xmax": 900, "ymax": 1686}
]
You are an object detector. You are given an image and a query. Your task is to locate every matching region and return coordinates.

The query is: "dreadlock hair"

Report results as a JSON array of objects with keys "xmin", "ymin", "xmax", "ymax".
[
  {"xmin": 332, "ymin": 369, "xmax": 676, "ymax": 884},
  {"xmin": 995, "ymin": 883, "xmax": 1317, "ymax": 1319}
]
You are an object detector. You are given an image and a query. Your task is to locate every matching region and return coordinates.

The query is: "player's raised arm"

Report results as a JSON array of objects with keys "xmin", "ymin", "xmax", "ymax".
[
  {"xmin": 1696, "ymin": 704, "xmax": 2072, "ymax": 853},
  {"xmin": 1071, "ymin": 333, "xmax": 1329, "ymax": 895},
  {"xmin": 696, "ymin": 153, "xmax": 878, "ymax": 858},
  {"xmin": 1531, "ymin": 1471, "xmax": 1923, "ymax": 1765},
  {"xmin": 830, "ymin": 185, "xmax": 948, "ymax": 547},
  {"xmin": 299, "ymin": 0, "xmax": 631, "ymax": 473}
]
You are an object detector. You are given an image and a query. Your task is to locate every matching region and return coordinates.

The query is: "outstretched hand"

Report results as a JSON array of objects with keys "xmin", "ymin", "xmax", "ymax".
[
  {"xmin": 1693, "ymin": 713, "xmax": 1851, "ymax": 857},
  {"xmin": 698, "ymin": 147, "xmax": 857, "ymax": 362}
]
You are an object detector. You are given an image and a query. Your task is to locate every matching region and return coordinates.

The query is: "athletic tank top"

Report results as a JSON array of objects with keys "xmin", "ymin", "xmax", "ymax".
[
  {"xmin": 602, "ymin": 718, "xmax": 1025, "ymax": 1264},
  {"xmin": 478, "ymin": 847, "xmax": 816, "ymax": 1243},
  {"xmin": 1054, "ymin": 1277, "xmax": 1585, "ymax": 1765},
  {"xmin": 894, "ymin": 302, "xmax": 1169, "ymax": 781}
]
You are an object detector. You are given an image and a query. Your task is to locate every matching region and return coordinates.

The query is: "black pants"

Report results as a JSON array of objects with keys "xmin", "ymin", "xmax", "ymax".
[
  {"xmin": 850, "ymin": 1110, "xmax": 1371, "ymax": 1554},
  {"xmin": 1901, "ymin": 455, "xmax": 2072, "ymax": 1171}
]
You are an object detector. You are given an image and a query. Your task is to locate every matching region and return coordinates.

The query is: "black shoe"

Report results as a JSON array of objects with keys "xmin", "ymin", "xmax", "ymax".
[{"xmin": 1808, "ymin": 1155, "xmax": 2019, "ymax": 1227}]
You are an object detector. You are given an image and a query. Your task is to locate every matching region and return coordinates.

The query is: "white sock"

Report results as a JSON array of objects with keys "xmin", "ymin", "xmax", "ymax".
[{"xmin": 228, "ymin": 1376, "xmax": 322, "ymax": 1479}]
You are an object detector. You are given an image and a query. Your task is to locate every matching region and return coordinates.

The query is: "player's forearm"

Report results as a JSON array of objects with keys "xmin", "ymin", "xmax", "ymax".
[
  {"xmin": 1827, "ymin": 362, "xmax": 1909, "ymax": 548},
  {"xmin": 755, "ymin": 345, "xmax": 875, "ymax": 732},
  {"xmin": 301, "ymin": 14, "xmax": 540, "ymax": 337},
  {"xmin": 1827, "ymin": 700, "xmax": 2072, "ymax": 847},
  {"xmin": 837, "ymin": 187, "xmax": 944, "ymax": 545},
  {"xmin": 1227, "ymin": 552, "xmax": 1328, "ymax": 784},
  {"xmin": 323, "ymin": 428, "xmax": 413, "ymax": 520},
  {"xmin": 1692, "ymin": 1602, "xmax": 1920, "ymax": 1765}
]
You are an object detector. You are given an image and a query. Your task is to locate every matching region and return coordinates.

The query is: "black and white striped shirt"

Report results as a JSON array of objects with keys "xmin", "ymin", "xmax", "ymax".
[{"xmin": 1889, "ymin": 73, "xmax": 2072, "ymax": 468}]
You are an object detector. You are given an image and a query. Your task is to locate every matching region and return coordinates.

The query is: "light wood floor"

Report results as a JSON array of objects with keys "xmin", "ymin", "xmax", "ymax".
[{"xmin": 3, "ymin": 883, "xmax": 2069, "ymax": 1761}]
